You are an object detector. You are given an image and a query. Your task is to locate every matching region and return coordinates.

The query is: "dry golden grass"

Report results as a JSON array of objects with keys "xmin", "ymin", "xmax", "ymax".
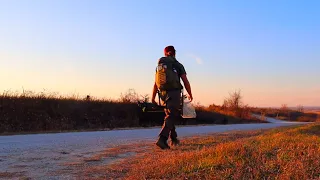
[
  {"xmin": 252, "ymin": 107, "xmax": 319, "ymax": 122},
  {"xmin": 78, "ymin": 124, "xmax": 320, "ymax": 179},
  {"xmin": 305, "ymin": 110, "xmax": 320, "ymax": 115},
  {"xmin": 0, "ymin": 89, "xmax": 141, "ymax": 134},
  {"xmin": 195, "ymin": 105, "xmax": 267, "ymax": 124}
]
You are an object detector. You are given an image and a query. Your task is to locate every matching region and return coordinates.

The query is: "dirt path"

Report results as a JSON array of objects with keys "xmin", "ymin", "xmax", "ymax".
[{"xmin": 0, "ymin": 117, "xmax": 311, "ymax": 179}]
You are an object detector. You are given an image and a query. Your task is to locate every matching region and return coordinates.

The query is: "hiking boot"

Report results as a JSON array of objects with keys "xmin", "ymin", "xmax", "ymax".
[
  {"xmin": 170, "ymin": 138, "xmax": 180, "ymax": 146},
  {"xmin": 156, "ymin": 136, "xmax": 170, "ymax": 150}
]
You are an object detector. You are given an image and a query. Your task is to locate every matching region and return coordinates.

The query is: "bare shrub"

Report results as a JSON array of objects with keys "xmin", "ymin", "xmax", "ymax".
[
  {"xmin": 119, "ymin": 89, "xmax": 140, "ymax": 103},
  {"xmin": 297, "ymin": 104, "xmax": 304, "ymax": 112},
  {"xmin": 280, "ymin": 104, "xmax": 288, "ymax": 112},
  {"xmin": 280, "ymin": 103, "xmax": 291, "ymax": 120},
  {"xmin": 140, "ymin": 94, "xmax": 150, "ymax": 103}
]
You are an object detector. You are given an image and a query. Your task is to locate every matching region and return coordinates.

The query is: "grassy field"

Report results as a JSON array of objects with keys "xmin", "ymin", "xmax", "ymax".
[
  {"xmin": 0, "ymin": 90, "xmax": 140, "ymax": 134},
  {"xmin": 74, "ymin": 123, "xmax": 320, "ymax": 179}
]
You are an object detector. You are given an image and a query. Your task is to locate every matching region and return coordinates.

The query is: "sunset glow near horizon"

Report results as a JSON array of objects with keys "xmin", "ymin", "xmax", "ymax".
[{"xmin": 1, "ymin": 0, "xmax": 319, "ymax": 107}]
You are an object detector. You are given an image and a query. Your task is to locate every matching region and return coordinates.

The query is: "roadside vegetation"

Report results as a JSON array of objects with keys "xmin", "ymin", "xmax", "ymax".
[
  {"xmin": 251, "ymin": 103, "xmax": 320, "ymax": 122},
  {"xmin": 0, "ymin": 89, "xmax": 140, "ymax": 134},
  {"xmin": 80, "ymin": 124, "xmax": 320, "ymax": 179},
  {"xmin": 0, "ymin": 88, "xmax": 264, "ymax": 134},
  {"xmin": 195, "ymin": 90, "xmax": 265, "ymax": 124}
]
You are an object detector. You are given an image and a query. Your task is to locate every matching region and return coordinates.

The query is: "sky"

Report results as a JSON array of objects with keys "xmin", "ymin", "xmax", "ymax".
[{"xmin": 0, "ymin": 0, "xmax": 319, "ymax": 107}]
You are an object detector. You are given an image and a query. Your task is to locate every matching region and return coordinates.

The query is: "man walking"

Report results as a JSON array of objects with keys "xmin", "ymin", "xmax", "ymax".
[{"xmin": 152, "ymin": 45, "xmax": 193, "ymax": 149}]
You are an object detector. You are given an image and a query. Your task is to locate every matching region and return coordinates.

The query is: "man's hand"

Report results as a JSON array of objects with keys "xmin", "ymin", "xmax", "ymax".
[
  {"xmin": 152, "ymin": 83, "xmax": 158, "ymax": 105},
  {"xmin": 152, "ymin": 98, "xmax": 157, "ymax": 105},
  {"xmin": 187, "ymin": 94, "xmax": 193, "ymax": 102}
]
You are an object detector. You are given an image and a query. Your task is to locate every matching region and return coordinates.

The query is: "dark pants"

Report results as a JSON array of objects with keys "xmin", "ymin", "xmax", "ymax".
[{"xmin": 159, "ymin": 90, "xmax": 181, "ymax": 140}]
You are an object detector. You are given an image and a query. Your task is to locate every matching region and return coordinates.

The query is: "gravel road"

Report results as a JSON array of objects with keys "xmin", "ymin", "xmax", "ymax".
[{"xmin": 0, "ymin": 116, "xmax": 310, "ymax": 179}]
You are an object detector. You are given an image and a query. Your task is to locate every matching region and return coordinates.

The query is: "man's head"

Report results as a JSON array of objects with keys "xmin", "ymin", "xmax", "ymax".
[{"xmin": 164, "ymin": 45, "xmax": 176, "ymax": 57}]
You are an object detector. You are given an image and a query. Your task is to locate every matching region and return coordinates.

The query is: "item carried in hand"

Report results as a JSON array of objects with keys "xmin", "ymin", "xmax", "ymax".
[{"xmin": 182, "ymin": 97, "xmax": 197, "ymax": 119}]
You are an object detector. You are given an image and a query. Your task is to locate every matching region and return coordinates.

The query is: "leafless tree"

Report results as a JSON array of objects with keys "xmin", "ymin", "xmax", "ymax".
[
  {"xmin": 222, "ymin": 89, "xmax": 251, "ymax": 118},
  {"xmin": 280, "ymin": 103, "xmax": 290, "ymax": 120},
  {"xmin": 223, "ymin": 89, "xmax": 243, "ymax": 111}
]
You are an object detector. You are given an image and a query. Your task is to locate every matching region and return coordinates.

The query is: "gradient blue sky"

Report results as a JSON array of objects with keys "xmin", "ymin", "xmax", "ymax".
[{"xmin": 1, "ymin": 0, "xmax": 319, "ymax": 107}]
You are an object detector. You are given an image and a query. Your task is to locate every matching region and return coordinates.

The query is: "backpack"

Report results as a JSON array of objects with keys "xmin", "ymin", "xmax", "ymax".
[{"xmin": 155, "ymin": 56, "xmax": 182, "ymax": 91}]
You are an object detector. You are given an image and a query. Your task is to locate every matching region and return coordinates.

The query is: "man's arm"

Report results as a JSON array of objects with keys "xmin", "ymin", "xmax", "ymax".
[
  {"xmin": 180, "ymin": 74, "xmax": 193, "ymax": 102},
  {"xmin": 152, "ymin": 82, "xmax": 158, "ymax": 104}
]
